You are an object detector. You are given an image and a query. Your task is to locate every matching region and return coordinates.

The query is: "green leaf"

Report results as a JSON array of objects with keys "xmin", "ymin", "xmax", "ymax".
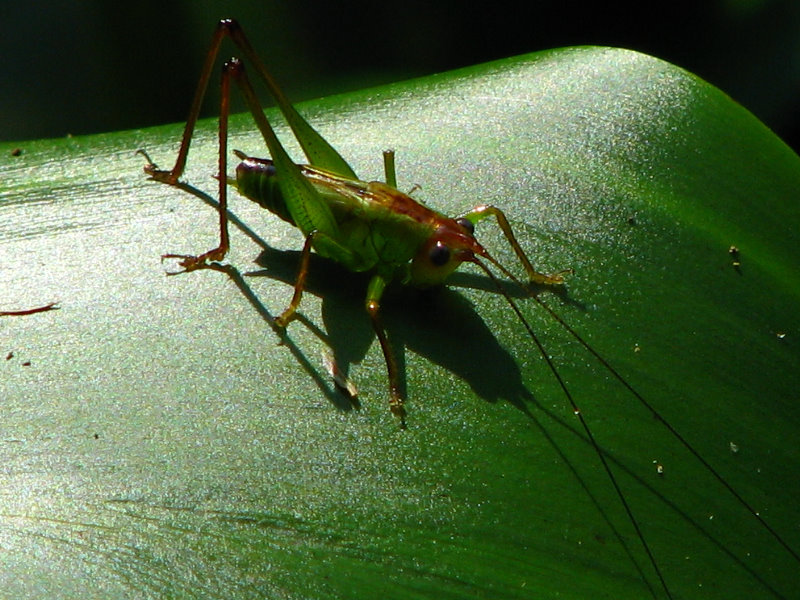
[{"xmin": 1, "ymin": 47, "xmax": 798, "ymax": 599}]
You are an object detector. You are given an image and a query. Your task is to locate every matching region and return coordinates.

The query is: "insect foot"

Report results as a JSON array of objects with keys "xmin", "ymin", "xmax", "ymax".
[
  {"xmin": 389, "ymin": 391, "xmax": 407, "ymax": 429},
  {"xmin": 137, "ymin": 149, "xmax": 182, "ymax": 185},
  {"xmin": 161, "ymin": 248, "xmax": 227, "ymax": 274},
  {"xmin": 273, "ymin": 311, "xmax": 293, "ymax": 330},
  {"xmin": 392, "ymin": 407, "xmax": 407, "ymax": 429},
  {"xmin": 534, "ymin": 268, "xmax": 574, "ymax": 286}
]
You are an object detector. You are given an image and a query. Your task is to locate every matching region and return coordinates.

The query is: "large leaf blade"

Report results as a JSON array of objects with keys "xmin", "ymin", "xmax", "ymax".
[{"xmin": 0, "ymin": 47, "xmax": 798, "ymax": 598}]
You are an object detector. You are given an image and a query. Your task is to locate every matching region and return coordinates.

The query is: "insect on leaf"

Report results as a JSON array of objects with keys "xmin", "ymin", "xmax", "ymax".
[{"xmin": 0, "ymin": 44, "xmax": 798, "ymax": 600}]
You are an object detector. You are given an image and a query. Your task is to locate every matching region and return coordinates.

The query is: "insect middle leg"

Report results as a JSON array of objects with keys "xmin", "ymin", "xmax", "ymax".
[
  {"xmin": 274, "ymin": 233, "xmax": 317, "ymax": 328},
  {"xmin": 274, "ymin": 232, "xmax": 406, "ymax": 425}
]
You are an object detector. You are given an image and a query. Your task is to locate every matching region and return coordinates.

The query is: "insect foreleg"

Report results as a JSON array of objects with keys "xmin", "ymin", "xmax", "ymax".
[
  {"xmin": 365, "ymin": 274, "xmax": 405, "ymax": 427},
  {"xmin": 460, "ymin": 205, "xmax": 571, "ymax": 285}
]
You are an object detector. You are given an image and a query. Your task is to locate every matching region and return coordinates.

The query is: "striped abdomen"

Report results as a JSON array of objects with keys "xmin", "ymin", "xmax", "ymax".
[{"xmin": 234, "ymin": 156, "xmax": 295, "ymax": 225}]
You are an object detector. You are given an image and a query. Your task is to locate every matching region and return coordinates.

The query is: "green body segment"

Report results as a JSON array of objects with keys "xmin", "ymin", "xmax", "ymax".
[{"xmin": 235, "ymin": 156, "xmax": 440, "ymax": 282}]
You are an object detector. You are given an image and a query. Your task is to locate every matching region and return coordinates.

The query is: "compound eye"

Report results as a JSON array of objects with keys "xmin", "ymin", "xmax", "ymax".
[
  {"xmin": 455, "ymin": 217, "xmax": 475, "ymax": 235},
  {"xmin": 429, "ymin": 241, "xmax": 451, "ymax": 267}
]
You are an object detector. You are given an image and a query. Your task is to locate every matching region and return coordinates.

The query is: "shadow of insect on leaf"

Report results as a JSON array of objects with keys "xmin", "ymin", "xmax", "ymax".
[
  {"xmin": 249, "ymin": 244, "xmax": 544, "ymax": 414},
  {"xmin": 199, "ymin": 261, "xmax": 356, "ymax": 413},
  {"xmin": 160, "ymin": 175, "xmax": 581, "ymax": 417},
  {"xmin": 140, "ymin": 20, "xmax": 800, "ymax": 597},
  {"xmin": 248, "ymin": 247, "xmax": 782, "ymax": 596},
  {"xmin": 159, "ymin": 176, "xmax": 360, "ymax": 411}
]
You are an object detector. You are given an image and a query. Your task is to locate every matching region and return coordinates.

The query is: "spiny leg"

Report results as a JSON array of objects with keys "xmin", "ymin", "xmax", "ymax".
[
  {"xmin": 460, "ymin": 204, "xmax": 571, "ymax": 285},
  {"xmin": 143, "ymin": 19, "xmax": 354, "ymax": 184},
  {"xmin": 160, "ymin": 54, "xmax": 233, "ymax": 272}
]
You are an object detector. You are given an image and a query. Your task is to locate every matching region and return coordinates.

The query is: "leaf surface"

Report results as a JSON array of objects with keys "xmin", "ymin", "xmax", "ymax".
[{"xmin": 1, "ymin": 47, "xmax": 798, "ymax": 599}]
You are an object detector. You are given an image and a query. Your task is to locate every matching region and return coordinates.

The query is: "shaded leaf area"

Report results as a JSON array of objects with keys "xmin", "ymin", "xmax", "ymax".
[{"xmin": 1, "ymin": 48, "xmax": 798, "ymax": 599}]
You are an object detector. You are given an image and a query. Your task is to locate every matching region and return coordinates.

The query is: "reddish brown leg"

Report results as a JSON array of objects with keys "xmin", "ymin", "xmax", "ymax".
[
  {"xmin": 366, "ymin": 299, "xmax": 406, "ymax": 428},
  {"xmin": 0, "ymin": 303, "xmax": 59, "ymax": 317},
  {"xmin": 143, "ymin": 20, "xmax": 241, "ymax": 184},
  {"xmin": 158, "ymin": 46, "xmax": 232, "ymax": 272},
  {"xmin": 143, "ymin": 18, "xmax": 353, "ymax": 272},
  {"xmin": 274, "ymin": 234, "xmax": 315, "ymax": 328}
]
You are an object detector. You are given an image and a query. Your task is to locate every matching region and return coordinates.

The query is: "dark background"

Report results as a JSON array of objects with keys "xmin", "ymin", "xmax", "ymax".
[{"xmin": 2, "ymin": 1, "xmax": 799, "ymax": 150}]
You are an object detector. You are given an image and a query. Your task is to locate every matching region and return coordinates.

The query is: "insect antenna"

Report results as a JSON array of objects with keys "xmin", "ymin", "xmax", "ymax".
[
  {"xmin": 484, "ymin": 253, "xmax": 800, "ymax": 569},
  {"xmin": 472, "ymin": 256, "xmax": 673, "ymax": 600},
  {"xmin": 529, "ymin": 289, "xmax": 800, "ymax": 568}
]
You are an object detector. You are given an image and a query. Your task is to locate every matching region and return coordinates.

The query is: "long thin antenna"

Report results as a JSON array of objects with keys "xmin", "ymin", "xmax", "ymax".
[
  {"xmin": 474, "ymin": 257, "xmax": 673, "ymax": 600},
  {"xmin": 529, "ymin": 289, "xmax": 800, "ymax": 566}
]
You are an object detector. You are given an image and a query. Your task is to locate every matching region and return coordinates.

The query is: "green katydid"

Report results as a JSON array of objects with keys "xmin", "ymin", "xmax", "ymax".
[
  {"xmin": 140, "ymin": 19, "xmax": 568, "ymax": 426},
  {"xmin": 141, "ymin": 19, "xmax": 799, "ymax": 599}
]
